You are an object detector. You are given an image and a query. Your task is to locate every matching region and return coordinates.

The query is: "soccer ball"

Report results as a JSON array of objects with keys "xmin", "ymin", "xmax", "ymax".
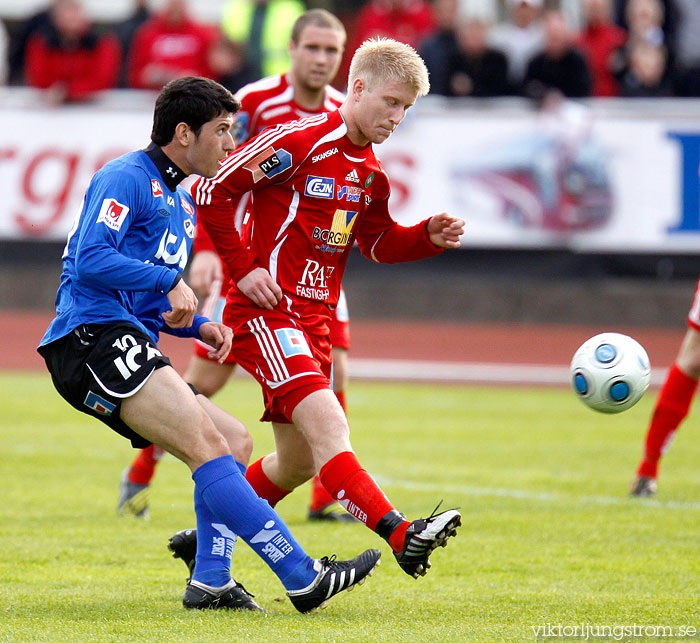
[{"xmin": 570, "ymin": 332, "xmax": 651, "ymax": 413}]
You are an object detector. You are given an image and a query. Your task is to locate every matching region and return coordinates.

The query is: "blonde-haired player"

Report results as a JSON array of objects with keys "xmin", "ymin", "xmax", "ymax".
[{"xmin": 187, "ymin": 37, "xmax": 465, "ymax": 579}]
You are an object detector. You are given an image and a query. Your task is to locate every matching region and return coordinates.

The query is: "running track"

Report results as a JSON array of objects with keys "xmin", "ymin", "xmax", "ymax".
[{"xmin": 0, "ymin": 311, "xmax": 682, "ymax": 386}]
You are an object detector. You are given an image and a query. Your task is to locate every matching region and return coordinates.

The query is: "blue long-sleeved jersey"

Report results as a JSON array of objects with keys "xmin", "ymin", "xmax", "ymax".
[{"xmin": 40, "ymin": 144, "xmax": 207, "ymax": 347}]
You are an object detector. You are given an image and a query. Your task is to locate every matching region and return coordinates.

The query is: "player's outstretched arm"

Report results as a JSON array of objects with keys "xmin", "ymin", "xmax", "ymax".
[
  {"xmin": 237, "ymin": 267, "xmax": 283, "ymax": 310},
  {"xmin": 198, "ymin": 321, "xmax": 233, "ymax": 364},
  {"xmin": 427, "ymin": 212, "xmax": 465, "ymax": 249},
  {"xmin": 163, "ymin": 278, "xmax": 198, "ymax": 329}
]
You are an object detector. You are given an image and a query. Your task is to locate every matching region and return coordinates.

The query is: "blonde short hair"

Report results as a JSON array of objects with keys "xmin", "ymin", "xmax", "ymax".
[{"xmin": 348, "ymin": 37, "xmax": 430, "ymax": 97}]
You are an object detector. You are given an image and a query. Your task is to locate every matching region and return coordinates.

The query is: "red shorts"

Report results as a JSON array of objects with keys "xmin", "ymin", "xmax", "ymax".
[
  {"xmin": 193, "ymin": 281, "xmax": 238, "ymax": 365},
  {"xmin": 226, "ymin": 308, "xmax": 332, "ymax": 423},
  {"xmin": 328, "ymin": 288, "xmax": 350, "ymax": 351},
  {"xmin": 687, "ymin": 277, "xmax": 700, "ymax": 332}
]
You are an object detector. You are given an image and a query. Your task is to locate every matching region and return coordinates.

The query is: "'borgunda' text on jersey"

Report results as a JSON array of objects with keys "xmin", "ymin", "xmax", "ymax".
[
  {"xmin": 40, "ymin": 145, "xmax": 204, "ymax": 347},
  {"xmin": 193, "ymin": 109, "xmax": 442, "ymax": 333}
]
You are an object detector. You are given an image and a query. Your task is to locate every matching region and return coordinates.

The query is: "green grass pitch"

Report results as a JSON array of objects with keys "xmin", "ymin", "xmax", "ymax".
[{"xmin": 1, "ymin": 372, "xmax": 698, "ymax": 642}]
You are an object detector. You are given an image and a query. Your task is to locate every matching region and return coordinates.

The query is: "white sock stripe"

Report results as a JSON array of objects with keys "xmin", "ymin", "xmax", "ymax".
[{"xmin": 248, "ymin": 318, "xmax": 285, "ymax": 381}]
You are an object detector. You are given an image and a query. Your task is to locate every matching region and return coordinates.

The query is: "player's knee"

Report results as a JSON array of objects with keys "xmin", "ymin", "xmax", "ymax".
[{"xmin": 221, "ymin": 419, "xmax": 253, "ymax": 464}]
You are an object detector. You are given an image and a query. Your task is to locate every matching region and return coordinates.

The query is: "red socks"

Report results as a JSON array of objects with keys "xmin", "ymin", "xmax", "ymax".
[
  {"xmin": 245, "ymin": 457, "xmax": 292, "ymax": 508},
  {"xmin": 127, "ymin": 445, "xmax": 164, "ymax": 485},
  {"xmin": 638, "ymin": 363, "xmax": 698, "ymax": 478},
  {"xmin": 320, "ymin": 451, "xmax": 408, "ymax": 551}
]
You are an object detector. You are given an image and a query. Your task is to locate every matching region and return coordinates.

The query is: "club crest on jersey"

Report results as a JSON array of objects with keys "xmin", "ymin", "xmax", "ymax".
[
  {"xmin": 304, "ymin": 175, "xmax": 334, "ymax": 199},
  {"xmin": 345, "ymin": 168, "xmax": 360, "ymax": 183},
  {"xmin": 311, "ymin": 209, "xmax": 358, "ymax": 247},
  {"xmin": 244, "ymin": 146, "xmax": 292, "ymax": 182},
  {"xmin": 275, "ymin": 328, "xmax": 313, "ymax": 358},
  {"xmin": 83, "ymin": 391, "xmax": 116, "ymax": 415},
  {"xmin": 337, "ymin": 185, "xmax": 362, "ymax": 202},
  {"xmin": 151, "ymin": 179, "xmax": 163, "ymax": 197},
  {"xmin": 180, "ymin": 197, "xmax": 195, "ymax": 216},
  {"xmin": 183, "ymin": 218, "xmax": 195, "ymax": 238},
  {"xmin": 97, "ymin": 198, "xmax": 129, "ymax": 231}
]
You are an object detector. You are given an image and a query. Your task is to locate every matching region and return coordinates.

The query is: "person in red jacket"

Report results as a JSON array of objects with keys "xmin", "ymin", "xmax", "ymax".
[
  {"xmin": 127, "ymin": 0, "xmax": 216, "ymax": 90},
  {"xmin": 577, "ymin": 0, "xmax": 627, "ymax": 97},
  {"xmin": 24, "ymin": 0, "xmax": 120, "ymax": 104}
]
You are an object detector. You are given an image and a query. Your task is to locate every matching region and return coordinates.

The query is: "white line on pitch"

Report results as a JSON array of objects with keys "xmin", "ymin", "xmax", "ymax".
[
  {"xmin": 348, "ymin": 359, "xmax": 666, "ymax": 387},
  {"xmin": 374, "ymin": 476, "xmax": 700, "ymax": 511}
]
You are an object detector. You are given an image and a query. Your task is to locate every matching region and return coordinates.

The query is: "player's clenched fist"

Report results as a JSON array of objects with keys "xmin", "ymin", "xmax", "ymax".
[
  {"xmin": 199, "ymin": 321, "xmax": 233, "ymax": 363},
  {"xmin": 427, "ymin": 212, "xmax": 465, "ymax": 249},
  {"xmin": 238, "ymin": 267, "xmax": 283, "ymax": 310},
  {"xmin": 163, "ymin": 278, "xmax": 198, "ymax": 328}
]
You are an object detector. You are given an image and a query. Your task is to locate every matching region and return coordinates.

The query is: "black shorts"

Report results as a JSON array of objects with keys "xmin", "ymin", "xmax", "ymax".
[{"xmin": 38, "ymin": 323, "xmax": 172, "ymax": 448}]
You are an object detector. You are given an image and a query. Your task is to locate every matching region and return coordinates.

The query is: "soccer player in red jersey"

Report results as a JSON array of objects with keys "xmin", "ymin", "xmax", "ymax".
[
  {"xmin": 117, "ymin": 9, "xmax": 353, "ymax": 522},
  {"xmin": 630, "ymin": 283, "xmax": 700, "ymax": 496},
  {"xmin": 191, "ymin": 37, "xmax": 465, "ymax": 578}
]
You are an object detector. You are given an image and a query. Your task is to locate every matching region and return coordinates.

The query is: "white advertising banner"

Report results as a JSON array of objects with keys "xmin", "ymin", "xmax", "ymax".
[{"xmin": 2, "ymin": 91, "xmax": 700, "ymax": 252}]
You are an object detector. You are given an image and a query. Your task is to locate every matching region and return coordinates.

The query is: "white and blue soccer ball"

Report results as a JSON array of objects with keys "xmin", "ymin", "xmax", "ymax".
[{"xmin": 570, "ymin": 332, "xmax": 651, "ymax": 413}]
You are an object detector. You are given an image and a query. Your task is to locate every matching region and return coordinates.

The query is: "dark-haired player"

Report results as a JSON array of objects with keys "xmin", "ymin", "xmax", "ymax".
[{"xmin": 38, "ymin": 76, "xmax": 380, "ymax": 613}]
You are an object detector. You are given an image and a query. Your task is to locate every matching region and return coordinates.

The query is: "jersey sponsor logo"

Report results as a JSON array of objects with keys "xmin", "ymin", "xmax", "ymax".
[
  {"xmin": 183, "ymin": 218, "xmax": 195, "ymax": 238},
  {"xmin": 337, "ymin": 185, "xmax": 362, "ymax": 202},
  {"xmin": 312, "ymin": 147, "xmax": 339, "ymax": 163},
  {"xmin": 97, "ymin": 198, "xmax": 129, "ymax": 231},
  {"xmin": 151, "ymin": 179, "xmax": 163, "ymax": 197},
  {"xmin": 167, "ymin": 195, "xmax": 176, "ymax": 207},
  {"xmin": 275, "ymin": 327, "xmax": 313, "ymax": 358},
  {"xmin": 365, "ymin": 194, "xmax": 372, "ymax": 206},
  {"xmin": 83, "ymin": 391, "xmax": 116, "ymax": 415},
  {"xmin": 244, "ymin": 146, "xmax": 292, "ymax": 182},
  {"xmin": 155, "ymin": 229, "xmax": 188, "ymax": 268},
  {"xmin": 296, "ymin": 259, "xmax": 332, "ymax": 300},
  {"xmin": 345, "ymin": 168, "xmax": 360, "ymax": 183},
  {"xmin": 180, "ymin": 197, "xmax": 194, "ymax": 215},
  {"xmin": 311, "ymin": 209, "xmax": 358, "ymax": 247},
  {"xmin": 304, "ymin": 175, "xmax": 334, "ymax": 199}
]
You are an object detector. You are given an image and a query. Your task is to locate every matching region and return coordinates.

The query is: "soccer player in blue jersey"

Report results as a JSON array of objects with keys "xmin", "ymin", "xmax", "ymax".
[{"xmin": 37, "ymin": 76, "xmax": 380, "ymax": 614}]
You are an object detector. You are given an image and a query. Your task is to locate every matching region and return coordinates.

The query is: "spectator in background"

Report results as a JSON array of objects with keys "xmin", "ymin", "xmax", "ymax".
[
  {"xmin": 445, "ymin": 18, "xmax": 509, "ymax": 97},
  {"xmin": 25, "ymin": 0, "xmax": 121, "ymax": 104},
  {"xmin": 523, "ymin": 9, "xmax": 593, "ymax": 99},
  {"xmin": 666, "ymin": 0, "xmax": 700, "ymax": 96},
  {"xmin": 128, "ymin": 0, "xmax": 216, "ymax": 90},
  {"xmin": 0, "ymin": 19, "xmax": 8, "ymax": 84},
  {"xmin": 490, "ymin": 0, "xmax": 545, "ymax": 92},
  {"xmin": 113, "ymin": 0, "xmax": 151, "ymax": 87},
  {"xmin": 8, "ymin": 1, "xmax": 58, "ymax": 85},
  {"xmin": 221, "ymin": 0, "xmax": 305, "ymax": 79},
  {"xmin": 341, "ymin": 0, "xmax": 435, "ymax": 90},
  {"xmin": 419, "ymin": 0, "xmax": 460, "ymax": 96},
  {"xmin": 619, "ymin": 41, "xmax": 672, "ymax": 95},
  {"xmin": 577, "ymin": 0, "xmax": 627, "ymax": 96},
  {"xmin": 207, "ymin": 34, "xmax": 256, "ymax": 93}
]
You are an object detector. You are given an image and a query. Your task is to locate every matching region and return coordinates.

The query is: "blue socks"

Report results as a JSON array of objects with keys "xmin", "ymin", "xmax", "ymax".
[{"xmin": 192, "ymin": 455, "xmax": 316, "ymax": 591}]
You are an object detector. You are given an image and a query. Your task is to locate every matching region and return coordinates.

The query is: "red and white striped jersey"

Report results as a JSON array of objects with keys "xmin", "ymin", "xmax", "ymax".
[
  {"xmin": 192, "ymin": 109, "xmax": 442, "ymax": 332},
  {"xmin": 193, "ymin": 73, "xmax": 344, "ymax": 265},
  {"xmin": 234, "ymin": 73, "xmax": 345, "ymax": 143}
]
